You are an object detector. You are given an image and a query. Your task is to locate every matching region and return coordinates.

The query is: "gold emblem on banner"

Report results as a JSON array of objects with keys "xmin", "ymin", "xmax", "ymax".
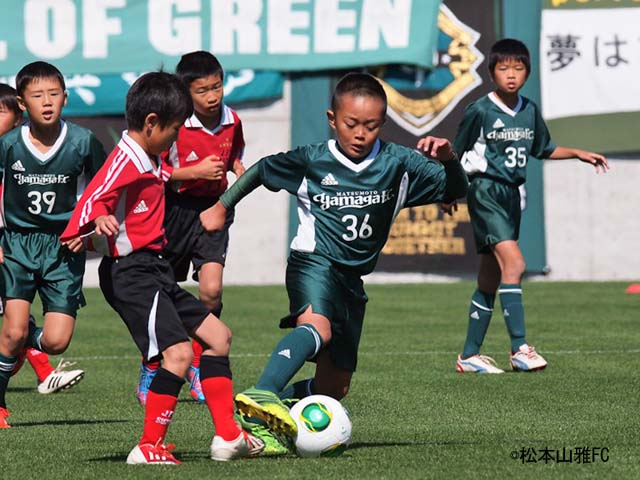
[{"xmin": 372, "ymin": 5, "xmax": 484, "ymax": 136}]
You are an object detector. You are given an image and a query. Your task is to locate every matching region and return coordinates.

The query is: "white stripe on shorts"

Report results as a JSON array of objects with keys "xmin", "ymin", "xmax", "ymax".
[{"xmin": 147, "ymin": 291, "xmax": 160, "ymax": 359}]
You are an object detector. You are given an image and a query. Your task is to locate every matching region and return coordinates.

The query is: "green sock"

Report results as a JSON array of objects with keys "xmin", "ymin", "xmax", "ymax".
[
  {"xmin": 256, "ymin": 325, "xmax": 321, "ymax": 394},
  {"xmin": 0, "ymin": 353, "xmax": 17, "ymax": 409},
  {"xmin": 462, "ymin": 289, "xmax": 495, "ymax": 358},
  {"xmin": 279, "ymin": 378, "xmax": 315, "ymax": 401},
  {"xmin": 26, "ymin": 316, "xmax": 43, "ymax": 351},
  {"xmin": 499, "ymin": 283, "xmax": 526, "ymax": 353}
]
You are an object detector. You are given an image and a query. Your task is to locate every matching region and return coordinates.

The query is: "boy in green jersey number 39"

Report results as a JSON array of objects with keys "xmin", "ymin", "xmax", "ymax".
[
  {"xmin": 200, "ymin": 72, "xmax": 469, "ymax": 454},
  {"xmin": 454, "ymin": 39, "xmax": 608, "ymax": 374},
  {"xmin": 0, "ymin": 62, "xmax": 106, "ymax": 427}
]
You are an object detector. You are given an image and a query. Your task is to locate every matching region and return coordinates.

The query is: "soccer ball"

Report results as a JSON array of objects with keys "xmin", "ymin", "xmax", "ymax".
[{"xmin": 290, "ymin": 394, "xmax": 352, "ymax": 458}]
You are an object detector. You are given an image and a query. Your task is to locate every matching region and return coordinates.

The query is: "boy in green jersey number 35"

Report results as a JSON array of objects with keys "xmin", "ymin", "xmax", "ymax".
[
  {"xmin": 454, "ymin": 39, "xmax": 608, "ymax": 375},
  {"xmin": 200, "ymin": 72, "xmax": 469, "ymax": 454}
]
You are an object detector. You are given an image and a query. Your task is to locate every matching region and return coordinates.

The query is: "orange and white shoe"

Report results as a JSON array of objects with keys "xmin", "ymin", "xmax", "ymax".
[
  {"xmin": 211, "ymin": 430, "xmax": 265, "ymax": 461},
  {"xmin": 456, "ymin": 354, "xmax": 504, "ymax": 374},
  {"xmin": 126, "ymin": 441, "xmax": 181, "ymax": 465},
  {"xmin": 510, "ymin": 344, "xmax": 548, "ymax": 372},
  {"xmin": 0, "ymin": 407, "xmax": 10, "ymax": 429}
]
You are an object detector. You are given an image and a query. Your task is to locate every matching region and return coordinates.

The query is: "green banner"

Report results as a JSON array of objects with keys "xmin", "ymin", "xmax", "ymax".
[
  {"xmin": 0, "ymin": 70, "xmax": 283, "ymax": 116},
  {"xmin": 0, "ymin": 0, "xmax": 441, "ymax": 76}
]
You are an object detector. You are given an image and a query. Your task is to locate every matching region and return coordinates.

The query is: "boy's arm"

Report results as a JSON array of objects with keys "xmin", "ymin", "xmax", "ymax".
[
  {"xmin": 61, "ymin": 161, "xmax": 134, "ymax": 243},
  {"xmin": 417, "ymin": 136, "xmax": 469, "ymax": 201},
  {"xmin": 168, "ymin": 154, "xmax": 226, "ymax": 181},
  {"xmin": 548, "ymin": 146, "xmax": 609, "ymax": 173},
  {"xmin": 200, "ymin": 161, "xmax": 263, "ymax": 232}
]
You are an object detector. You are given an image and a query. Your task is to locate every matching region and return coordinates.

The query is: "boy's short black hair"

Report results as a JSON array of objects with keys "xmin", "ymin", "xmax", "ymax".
[
  {"xmin": 125, "ymin": 72, "xmax": 193, "ymax": 131},
  {"xmin": 488, "ymin": 38, "xmax": 531, "ymax": 77},
  {"xmin": 0, "ymin": 83, "xmax": 21, "ymax": 118},
  {"xmin": 176, "ymin": 51, "xmax": 224, "ymax": 86},
  {"xmin": 331, "ymin": 72, "xmax": 387, "ymax": 112},
  {"xmin": 15, "ymin": 61, "xmax": 66, "ymax": 97}
]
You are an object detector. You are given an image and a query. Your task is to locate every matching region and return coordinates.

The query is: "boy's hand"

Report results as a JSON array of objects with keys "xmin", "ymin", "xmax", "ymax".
[
  {"xmin": 233, "ymin": 160, "xmax": 246, "ymax": 178},
  {"xmin": 62, "ymin": 236, "xmax": 85, "ymax": 253},
  {"xmin": 417, "ymin": 136, "xmax": 456, "ymax": 162},
  {"xmin": 0, "ymin": 246, "xmax": 3, "ymax": 264},
  {"xmin": 95, "ymin": 215, "xmax": 120, "ymax": 236},
  {"xmin": 200, "ymin": 201, "xmax": 227, "ymax": 232},
  {"xmin": 440, "ymin": 201, "xmax": 458, "ymax": 216},
  {"xmin": 576, "ymin": 150, "xmax": 609, "ymax": 174},
  {"xmin": 192, "ymin": 155, "xmax": 225, "ymax": 181}
]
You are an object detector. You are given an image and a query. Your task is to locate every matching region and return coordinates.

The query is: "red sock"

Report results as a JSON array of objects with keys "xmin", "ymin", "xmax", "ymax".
[
  {"xmin": 26, "ymin": 348, "xmax": 54, "ymax": 382},
  {"xmin": 201, "ymin": 376, "xmax": 240, "ymax": 441},
  {"xmin": 191, "ymin": 340, "xmax": 203, "ymax": 368},
  {"xmin": 140, "ymin": 391, "xmax": 178, "ymax": 445}
]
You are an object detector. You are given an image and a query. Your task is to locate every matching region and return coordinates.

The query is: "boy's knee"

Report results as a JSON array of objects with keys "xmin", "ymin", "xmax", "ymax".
[
  {"xmin": 163, "ymin": 342, "xmax": 194, "ymax": 368},
  {"xmin": 1, "ymin": 325, "xmax": 27, "ymax": 351},
  {"xmin": 199, "ymin": 281, "xmax": 222, "ymax": 310}
]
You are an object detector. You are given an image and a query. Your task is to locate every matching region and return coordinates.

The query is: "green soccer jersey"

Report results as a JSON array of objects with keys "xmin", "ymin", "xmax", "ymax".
[
  {"xmin": 453, "ymin": 93, "xmax": 556, "ymax": 186},
  {"xmin": 0, "ymin": 121, "xmax": 106, "ymax": 233},
  {"xmin": 260, "ymin": 139, "xmax": 449, "ymax": 274}
]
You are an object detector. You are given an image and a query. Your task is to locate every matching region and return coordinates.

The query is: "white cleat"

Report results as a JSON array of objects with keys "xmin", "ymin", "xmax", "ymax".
[
  {"xmin": 37, "ymin": 359, "xmax": 85, "ymax": 394},
  {"xmin": 211, "ymin": 431, "xmax": 265, "ymax": 461},
  {"xmin": 456, "ymin": 354, "xmax": 504, "ymax": 374},
  {"xmin": 510, "ymin": 344, "xmax": 548, "ymax": 372}
]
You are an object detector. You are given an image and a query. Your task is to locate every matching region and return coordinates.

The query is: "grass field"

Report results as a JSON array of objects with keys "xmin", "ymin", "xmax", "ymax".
[{"xmin": 1, "ymin": 282, "xmax": 638, "ymax": 479}]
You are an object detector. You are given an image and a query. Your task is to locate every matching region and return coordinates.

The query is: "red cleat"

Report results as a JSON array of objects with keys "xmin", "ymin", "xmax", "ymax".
[{"xmin": 126, "ymin": 440, "xmax": 181, "ymax": 465}]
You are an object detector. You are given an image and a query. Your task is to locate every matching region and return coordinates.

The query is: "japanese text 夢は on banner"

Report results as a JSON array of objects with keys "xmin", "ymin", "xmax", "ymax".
[{"xmin": 540, "ymin": 0, "xmax": 639, "ymax": 154}]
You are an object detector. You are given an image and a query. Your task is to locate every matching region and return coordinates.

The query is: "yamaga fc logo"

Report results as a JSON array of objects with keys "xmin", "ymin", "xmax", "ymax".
[{"xmin": 371, "ymin": 4, "xmax": 484, "ymax": 136}]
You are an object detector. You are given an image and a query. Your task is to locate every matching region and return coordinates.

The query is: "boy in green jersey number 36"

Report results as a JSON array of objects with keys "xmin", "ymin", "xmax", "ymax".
[
  {"xmin": 0, "ymin": 62, "xmax": 106, "ymax": 427},
  {"xmin": 454, "ymin": 39, "xmax": 608, "ymax": 375},
  {"xmin": 200, "ymin": 72, "xmax": 469, "ymax": 454}
]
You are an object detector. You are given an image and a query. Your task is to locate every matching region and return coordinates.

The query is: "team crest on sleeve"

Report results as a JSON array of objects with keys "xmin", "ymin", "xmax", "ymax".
[{"xmin": 372, "ymin": 4, "xmax": 484, "ymax": 136}]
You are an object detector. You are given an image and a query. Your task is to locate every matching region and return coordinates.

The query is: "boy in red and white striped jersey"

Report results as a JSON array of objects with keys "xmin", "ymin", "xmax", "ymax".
[
  {"xmin": 137, "ymin": 51, "xmax": 246, "ymax": 405},
  {"xmin": 61, "ymin": 72, "xmax": 263, "ymax": 464}
]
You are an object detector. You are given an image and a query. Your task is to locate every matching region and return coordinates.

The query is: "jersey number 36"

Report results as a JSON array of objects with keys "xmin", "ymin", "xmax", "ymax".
[{"xmin": 341, "ymin": 214, "xmax": 373, "ymax": 241}]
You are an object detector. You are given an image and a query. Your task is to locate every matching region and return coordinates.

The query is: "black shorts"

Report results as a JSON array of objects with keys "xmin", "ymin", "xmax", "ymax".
[
  {"xmin": 163, "ymin": 189, "xmax": 235, "ymax": 282},
  {"xmin": 98, "ymin": 250, "xmax": 210, "ymax": 361}
]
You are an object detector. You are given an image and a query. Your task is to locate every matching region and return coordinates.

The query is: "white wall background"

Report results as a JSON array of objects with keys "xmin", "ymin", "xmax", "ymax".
[{"xmin": 543, "ymin": 159, "xmax": 640, "ymax": 281}]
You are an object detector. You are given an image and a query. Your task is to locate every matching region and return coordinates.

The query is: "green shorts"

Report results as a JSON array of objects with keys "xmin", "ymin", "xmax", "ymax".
[
  {"xmin": 0, "ymin": 230, "xmax": 86, "ymax": 316},
  {"xmin": 280, "ymin": 251, "xmax": 368, "ymax": 373},
  {"xmin": 468, "ymin": 177, "xmax": 521, "ymax": 254}
]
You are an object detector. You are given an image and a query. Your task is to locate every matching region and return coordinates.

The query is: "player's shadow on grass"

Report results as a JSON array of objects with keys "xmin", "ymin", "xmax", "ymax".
[
  {"xmin": 90, "ymin": 450, "xmax": 203, "ymax": 463},
  {"xmin": 12, "ymin": 419, "xmax": 128, "ymax": 427}
]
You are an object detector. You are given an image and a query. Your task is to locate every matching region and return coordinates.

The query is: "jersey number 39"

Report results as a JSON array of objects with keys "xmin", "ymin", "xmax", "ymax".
[{"xmin": 27, "ymin": 190, "xmax": 57, "ymax": 214}]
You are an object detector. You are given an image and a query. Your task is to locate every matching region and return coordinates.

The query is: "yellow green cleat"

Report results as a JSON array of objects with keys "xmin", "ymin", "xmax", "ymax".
[
  {"xmin": 236, "ymin": 413, "xmax": 290, "ymax": 456},
  {"xmin": 235, "ymin": 387, "xmax": 298, "ymax": 439}
]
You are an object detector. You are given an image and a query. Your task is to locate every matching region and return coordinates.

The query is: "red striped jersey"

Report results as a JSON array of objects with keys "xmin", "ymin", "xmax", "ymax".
[
  {"xmin": 62, "ymin": 131, "xmax": 169, "ymax": 256},
  {"xmin": 162, "ymin": 104, "xmax": 244, "ymax": 198}
]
